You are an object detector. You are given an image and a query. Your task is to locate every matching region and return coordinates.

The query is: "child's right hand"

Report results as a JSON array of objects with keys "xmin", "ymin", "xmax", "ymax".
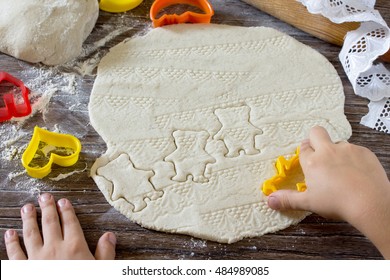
[{"xmin": 267, "ymin": 126, "xmax": 390, "ymax": 259}]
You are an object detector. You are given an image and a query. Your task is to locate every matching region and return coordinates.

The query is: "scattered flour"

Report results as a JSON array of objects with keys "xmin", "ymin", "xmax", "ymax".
[
  {"xmin": 17, "ymin": 90, "xmax": 55, "ymax": 124},
  {"xmin": 8, "ymin": 170, "xmax": 27, "ymax": 180},
  {"xmin": 249, "ymin": 245, "xmax": 257, "ymax": 251},
  {"xmin": 71, "ymin": 53, "xmax": 102, "ymax": 77},
  {"xmin": 184, "ymin": 238, "xmax": 208, "ymax": 249},
  {"xmin": 62, "ymin": 73, "xmax": 77, "ymax": 94},
  {"xmin": 84, "ymin": 26, "xmax": 130, "ymax": 55},
  {"xmin": 49, "ymin": 164, "xmax": 88, "ymax": 181},
  {"xmin": 1, "ymin": 145, "xmax": 20, "ymax": 161},
  {"xmin": 62, "ymin": 26, "xmax": 136, "ymax": 76},
  {"xmin": 0, "ymin": 13, "xmax": 147, "ymax": 204}
]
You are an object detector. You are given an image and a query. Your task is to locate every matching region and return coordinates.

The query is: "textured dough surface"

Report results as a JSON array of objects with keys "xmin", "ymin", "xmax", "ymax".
[
  {"xmin": 89, "ymin": 24, "xmax": 352, "ymax": 243},
  {"xmin": 0, "ymin": 0, "xmax": 98, "ymax": 65}
]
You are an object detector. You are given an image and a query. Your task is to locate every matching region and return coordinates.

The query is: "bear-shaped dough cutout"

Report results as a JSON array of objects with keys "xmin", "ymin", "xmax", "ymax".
[
  {"xmin": 165, "ymin": 130, "xmax": 215, "ymax": 183},
  {"xmin": 214, "ymin": 106, "xmax": 263, "ymax": 157}
]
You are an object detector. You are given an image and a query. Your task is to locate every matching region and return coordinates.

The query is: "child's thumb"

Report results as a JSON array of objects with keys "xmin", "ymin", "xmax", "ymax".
[
  {"xmin": 267, "ymin": 190, "xmax": 308, "ymax": 211},
  {"xmin": 95, "ymin": 232, "xmax": 116, "ymax": 260}
]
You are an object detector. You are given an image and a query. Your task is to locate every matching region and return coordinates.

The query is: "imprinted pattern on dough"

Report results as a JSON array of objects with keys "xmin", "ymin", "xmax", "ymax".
[
  {"xmin": 89, "ymin": 24, "xmax": 352, "ymax": 243},
  {"xmin": 122, "ymin": 36, "xmax": 288, "ymax": 59}
]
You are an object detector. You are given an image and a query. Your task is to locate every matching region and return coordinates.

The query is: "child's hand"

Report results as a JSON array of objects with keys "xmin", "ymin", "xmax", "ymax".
[
  {"xmin": 4, "ymin": 193, "xmax": 116, "ymax": 260},
  {"xmin": 267, "ymin": 126, "xmax": 390, "ymax": 259}
]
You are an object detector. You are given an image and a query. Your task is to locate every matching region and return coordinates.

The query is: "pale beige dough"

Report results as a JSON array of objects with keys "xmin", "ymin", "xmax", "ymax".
[
  {"xmin": 89, "ymin": 24, "xmax": 352, "ymax": 243},
  {"xmin": 0, "ymin": 0, "xmax": 98, "ymax": 65}
]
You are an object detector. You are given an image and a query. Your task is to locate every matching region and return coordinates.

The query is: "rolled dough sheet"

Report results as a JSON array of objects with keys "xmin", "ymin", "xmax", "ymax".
[{"xmin": 89, "ymin": 24, "xmax": 352, "ymax": 243}]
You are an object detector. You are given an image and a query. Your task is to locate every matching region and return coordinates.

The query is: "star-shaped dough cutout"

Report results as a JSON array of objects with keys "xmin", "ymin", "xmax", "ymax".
[{"xmin": 97, "ymin": 154, "xmax": 163, "ymax": 212}]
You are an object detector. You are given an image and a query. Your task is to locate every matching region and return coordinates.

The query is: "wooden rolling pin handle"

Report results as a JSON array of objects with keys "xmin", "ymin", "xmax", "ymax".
[
  {"xmin": 243, "ymin": 0, "xmax": 390, "ymax": 63},
  {"xmin": 380, "ymin": 52, "xmax": 390, "ymax": 63}
]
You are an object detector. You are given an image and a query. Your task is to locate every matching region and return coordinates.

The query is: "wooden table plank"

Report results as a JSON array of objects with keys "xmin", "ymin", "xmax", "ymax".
[{"xmin": 0, "ymin": 0, "xmax": 388, "ymax": 259}]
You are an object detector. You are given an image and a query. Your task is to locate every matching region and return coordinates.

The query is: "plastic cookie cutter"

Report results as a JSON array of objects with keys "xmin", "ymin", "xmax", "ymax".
[
  {"xmin": 0, "ymin": 71, "xmax": 32, "ymax": 122},
  {"xmin": 22, "ymin": 126, "xmax": 82, "ymax": 179},
  {"xmin": 262, "ymin": 147, "xmax": 307, "ymax": 196},
  {"xmin": 150, "ymin": 0, "xmax": 214, "ymax": 28},
  {"xmin": 99, "ymin": 0, "xmax": 144, "ymax": 13}
]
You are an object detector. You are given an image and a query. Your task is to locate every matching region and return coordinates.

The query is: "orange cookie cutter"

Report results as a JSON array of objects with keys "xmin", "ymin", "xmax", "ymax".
[
  {"xmin": 150, "ymin": 0, "xmax": 214, "ymax": 28},
  {"xmin": 262, "ymin": 147, "xmax": 307, "ymax": 196},
  {"xmin": 22, "ymin": 126, "xmax": 82, "ymax": 179},
  {"xmin": 0, "ymin": 71, "xmax": 32, "ymax": 122}
]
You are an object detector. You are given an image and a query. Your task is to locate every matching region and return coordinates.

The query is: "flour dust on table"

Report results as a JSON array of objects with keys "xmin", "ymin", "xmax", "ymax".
[{"xmin": 89, "ymin": 24, "xmax": 352, "ymax": 243}]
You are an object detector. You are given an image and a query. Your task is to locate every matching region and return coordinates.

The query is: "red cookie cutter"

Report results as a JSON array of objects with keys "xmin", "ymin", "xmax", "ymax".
[
  {"xmin": 150, "ymin": 0, "xmax": 214, "ymax": 28},
  {"xmin": 0, "ymin": 72, "xmax": 31, "ymax": 122}
]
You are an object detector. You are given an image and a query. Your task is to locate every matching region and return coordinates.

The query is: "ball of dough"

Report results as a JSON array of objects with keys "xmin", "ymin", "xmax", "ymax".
[{"xmin": 0, "ymin": 0, "xmax": 99, "ymax": 65}]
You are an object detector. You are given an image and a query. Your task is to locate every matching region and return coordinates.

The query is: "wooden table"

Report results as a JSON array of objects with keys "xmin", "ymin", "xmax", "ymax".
[{"xmin": 1, "ymin": 0, "xmax": 389, "ymax": 260}]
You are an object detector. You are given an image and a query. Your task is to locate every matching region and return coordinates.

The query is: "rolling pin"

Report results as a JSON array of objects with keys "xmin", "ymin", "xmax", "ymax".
[{"xmin": 242, "ymin": 0, "xmax": 390, "ymax": 63}]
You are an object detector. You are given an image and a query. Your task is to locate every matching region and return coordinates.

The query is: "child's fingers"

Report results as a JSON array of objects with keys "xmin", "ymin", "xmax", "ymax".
[
  {"xmin": 309, "ymin": 126, "xmax": 333, "ymax": 150},
  {"xmin": 300, "ymin": 138, "xmax": 314, "ymax": 161},
  {"xmin": 267, "ymin": 189, "xmax": 310, "ymax": 211},
  {"xmin": 300, "ymin": 138, "xmax": 312, "ymax": 153},
  {"xmin": 38, "ymin": 193, "xmax": 63, "ymax": 244},
  {"xmin": 299, "ymin": 138, "xmax": 315, "ymax": 172},
  {"xmin": 94, "ymin": 232, "xmax": 117, "ymax": 260},
  {"xmin": 4, "ymin": 230, "xmax": 27, "ymax": 260},
  {"xmin": 56, "ymin": 198, "xmax": 85, "ymax": 241},
  {"xmin": 21, "ymin": 203, "xmax": 43, "ymax": 252}
]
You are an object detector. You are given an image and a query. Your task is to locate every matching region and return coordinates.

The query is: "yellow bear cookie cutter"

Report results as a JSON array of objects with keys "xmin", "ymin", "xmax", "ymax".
[
  {"xmin": 22, "ymin": 126, "xmax": 82, "ymax": 179},
  {"xmin": 262, "ymin": 147, "xmax": 307, "ymax": 196}
]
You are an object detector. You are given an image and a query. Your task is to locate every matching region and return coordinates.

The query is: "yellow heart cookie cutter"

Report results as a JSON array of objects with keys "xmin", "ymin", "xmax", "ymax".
[
  {"xmin": 262, "ymin": 147, "xmax": 307, "ymax": 196},
  {"xmin": 99, "ymin": 0, "xmax": 144, "ymax": 13},
  {"xmin": 22, "ymin": 126, "xmax": 82, "ymax": 179}
]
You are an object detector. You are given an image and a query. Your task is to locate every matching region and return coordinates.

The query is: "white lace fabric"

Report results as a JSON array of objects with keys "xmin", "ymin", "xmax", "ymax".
[{"xmin": 299, "ymin": 0, "xmax": 390, "ymax": 134}]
